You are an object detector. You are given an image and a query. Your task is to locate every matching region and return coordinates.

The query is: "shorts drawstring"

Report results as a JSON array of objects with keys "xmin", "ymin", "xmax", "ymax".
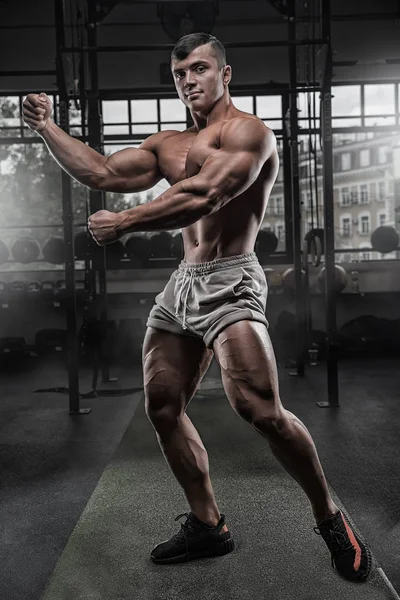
[{"xmin": 174, "ymin": 268, "xmax": 194, "ymax": 330}]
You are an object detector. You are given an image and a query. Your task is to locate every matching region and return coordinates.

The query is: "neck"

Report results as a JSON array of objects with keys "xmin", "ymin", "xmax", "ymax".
[{"xmin": 191, "ymin": 88, "xmax": 235, "ymax": 130}]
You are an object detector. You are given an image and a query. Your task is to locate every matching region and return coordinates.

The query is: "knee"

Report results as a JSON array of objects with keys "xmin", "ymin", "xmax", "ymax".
[
  {"xmin": 144, "ymin": 387, "xmax": 182, "ymax": 428},
  {"xmin": 251, "ymin": 406, "xmax": 286, "ymax": 436}
]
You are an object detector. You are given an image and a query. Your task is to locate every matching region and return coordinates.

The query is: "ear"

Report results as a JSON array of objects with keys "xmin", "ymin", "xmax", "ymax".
[{"xmin": 223, "ymin": 65, "xmax": 232, "ymax": 86}]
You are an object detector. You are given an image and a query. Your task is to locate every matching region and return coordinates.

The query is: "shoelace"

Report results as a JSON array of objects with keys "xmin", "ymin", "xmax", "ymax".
[
  {"xmin": 314, "ymin": 522, "xmax": 354, "ymax": 567},
  {"xmin": 173, "ymin": 512, "xmax": 204, "ymax": 559},
  {"xmin": 174, "ymin": 512, "xmax": 200, "ymax": 532}
]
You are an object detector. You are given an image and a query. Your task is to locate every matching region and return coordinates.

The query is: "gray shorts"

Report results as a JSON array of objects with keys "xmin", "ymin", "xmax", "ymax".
[{"xmin": 146, "ymin": 252, "xmax": 269, "ymax": 349}]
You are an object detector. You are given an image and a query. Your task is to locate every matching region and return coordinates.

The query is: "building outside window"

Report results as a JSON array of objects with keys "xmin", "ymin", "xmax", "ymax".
[
  {"xmin": 369, "ymin": 182, "xmax": 376, "ymax": 201},
  {"xmin": 275, "ymin": 222, "xmax": 285, "ymax": 240},
  {"xmin": 340, "ymin": 187, "xmax": 351, "ymax": 206},
  {"xmin": 378, "ymin": 213, "xmax": 386, "ymax": 227},
  {"xmin": 360, "ymin": 149, "xmax": 370, "ymax": 167},
  {"xmin": 350, "ymin": 186, "xmax": 358, "ymax": 203},
  {"xmin": 275, "ymin": 197, "xmax": 284, "ymax": 215},
  {"xmin": 360, "ymin": 184, "xmax": 369, "ymax": 203},
  {"xmin": 360, "ymin": 214, "xmax": 370, "ymax": 235},
  {"xmin": 341, "ymin": 217, "xmax": 351, "ymax": 236},
  {"xmin": 378, "ymin": 180, "xmax": 386, "ymax": 200},
  {"xmin": 341, "ymin": 153, "xmax": 351, "ymax": 170},
  {"xmin": 378, "ymin": 146, "xmax": 388, "ymax": 164}
]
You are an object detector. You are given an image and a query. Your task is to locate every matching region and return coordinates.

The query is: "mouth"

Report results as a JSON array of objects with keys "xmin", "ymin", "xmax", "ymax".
[{"xmin": 186, "ymin": 92, "xmax": 201, "ymax": 99}]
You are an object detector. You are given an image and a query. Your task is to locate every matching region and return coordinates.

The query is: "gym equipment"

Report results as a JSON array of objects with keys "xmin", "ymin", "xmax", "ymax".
[
  {"xmin": 54, "ymin": 279, "xmax": 67, "ymax": 303},
  {"xmin": 150, "ymin": 232, "xmax": 174, "ymax": 258},
  {"xmin": 27, "ymin": 281, "xmax": 41, "ymax": 296},
  {"xmin": 41, "ymin": 281, "xmax": 55, "ymax": 301},
  {"xmin": 0, "ymin": 239, "xmax": 9, "ymax": 265},
  {"xmin": 281, "ymin": 267, "xmax": 306, "ymax": 300},
  {"xmin": 35, "ymin": 328, "xmax": 67, "ymax": 354},
  {"xmin": 264, "ymin": 268, "xmax": 282, "ymax": 288},
  {"xmin": 75, "ymin": 280, "xmax": 88, "ymax": 303},
  {"xmin": 74, "ymin": 231, "xmax": 99, "ymax": 260},
  {"xmin": 305, "ymin": 227, "xmax": 324, "ymax": 253},
  {"xmin": 8, "ymin": 281, "xmax": 27, "ymax": 304},
  {"xmin": 11, "ymin": 237, "xmax": 40, "ymax": 263},
  {"xmin": 125, "ymin": 234, "xmax": 152, "ymax": 266},
  {"xmin": 105, "ymin": 240, "xmax": 125, "ymax": 264},
  {"xmin": 303, "ymin": 233, "xmax": 322, "ymax": 269},
  {"xmin": 42, "ymin": 236, "xmax": 65, "ymax": 264},
  {"xmin": 317, "ymin": 264, "xmax": 348, "ymax": 294},
  {"xmin": 370, "ymin": 226, "xmax": 399, "ymax": 254},
  {"xmin": 255, "ymin": 230, "xmax": 279, "ymax": 259}
]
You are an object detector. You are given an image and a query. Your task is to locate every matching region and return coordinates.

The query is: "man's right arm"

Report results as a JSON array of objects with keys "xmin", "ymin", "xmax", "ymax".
[{"xmin": 23, "ymin": 92, "xmax": 164, "ymax": 193}]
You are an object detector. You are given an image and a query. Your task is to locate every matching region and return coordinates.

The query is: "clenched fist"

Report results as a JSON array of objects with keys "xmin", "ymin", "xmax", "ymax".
[
  {"xmin": 22, "ymin": 92, "xmax": 53, "ymax": 133},
  {"xmin": 88, "ymin": 210, "xmax": 125, "ymax": 246}
]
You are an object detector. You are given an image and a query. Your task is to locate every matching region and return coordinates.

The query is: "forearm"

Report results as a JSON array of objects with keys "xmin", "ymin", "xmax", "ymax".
[
  {"xmin": 118, "ymin": 181, "xmax": 210, "ymax": 233},
  {"xmin": 39, "ymin": 119, "xmax": 106, "ymax": 188}
]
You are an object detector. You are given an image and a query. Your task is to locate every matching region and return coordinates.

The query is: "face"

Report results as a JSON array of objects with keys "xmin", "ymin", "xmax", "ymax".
[{"xmin": 171, "ymin": 44, "xmax": 231, "ymax": 114}]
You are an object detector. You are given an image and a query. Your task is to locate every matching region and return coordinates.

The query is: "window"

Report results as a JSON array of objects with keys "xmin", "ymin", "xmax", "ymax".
[
  {"xmin": 378, "ymin": 181, "xmax": 386, "ymax": 200},
  {"xmin": 378, "ymin": 213, "xmax": 386, "ymax": 227},
  {"xmin": 275, "ymin": 197, "xmax": 284, "ymax": 215},
  {"xmin": 360, "ymin": 184, "xmax": 369, "ymax": 204},
  {"xmin": 360, "ymin": 149, "xmax": 370, "ymax": 167},
  {"xmin": 360, "ymin": 215, "xmax": 370, "ymax": 235},
  {"xmin": 256, "ymin": 95, "xmax": 282, "ymax": 129},
  {"xmin": 341, "ymin": 153, "xmax": 351, "ymax": 170},
  {"xmin": 332, "ymin": 86, "xmax": 362, "ymax": 127},
  {"xmin": 340, "ymin": 187, "xmax": 350, "ymax": 206},
  {"xmin": 275, "ymin": 222, "xmax": 285, "ymax": 240},
  {"xmin": 231, "ymin": 96, "xmax": 253, "ymax": 113},
  {"xmin": 378, "ymin": 146, "xmax": 388, "ymax": 164},
  {"xmin": 350, "ymin": 187, "xmax": 358, "ymax": 203},
  {"xmin": 341, "ymin": 217, "xmax": 351, "ymax": 237},
  {"xmin": 369, "ymin": 182, "xmax": 376, "ymax": 202}
]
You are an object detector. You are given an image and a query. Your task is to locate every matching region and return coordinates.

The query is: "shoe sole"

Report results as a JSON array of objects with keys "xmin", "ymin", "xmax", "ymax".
[{"xmin": 151, "ymin": 537, "xmax": 235, "ymax": 564}]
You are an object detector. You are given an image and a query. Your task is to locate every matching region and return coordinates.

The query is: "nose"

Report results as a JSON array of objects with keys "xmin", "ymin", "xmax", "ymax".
[{"xmin": 184, "ymin": 71, "xmax": 196, "ymax": 88}]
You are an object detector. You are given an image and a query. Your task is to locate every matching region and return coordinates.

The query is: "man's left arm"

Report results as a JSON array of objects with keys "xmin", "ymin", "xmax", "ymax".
[{"xmin": 89, "ymin": 119, "xmax": 276, "ymax": 244}]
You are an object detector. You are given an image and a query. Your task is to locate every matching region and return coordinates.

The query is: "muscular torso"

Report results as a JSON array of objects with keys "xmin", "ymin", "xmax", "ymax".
[{"xmin": 154, "ymin": 110, "xmax": 278, "ymax": 264}]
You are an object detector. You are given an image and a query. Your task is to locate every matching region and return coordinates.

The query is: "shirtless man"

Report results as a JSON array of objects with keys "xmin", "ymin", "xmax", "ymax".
[{"xmin": 23, "ymin": 32, "xmax": 371, "ymax": 582}]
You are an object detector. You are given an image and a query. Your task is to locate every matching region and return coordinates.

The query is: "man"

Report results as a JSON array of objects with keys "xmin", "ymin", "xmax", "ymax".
[{"xmin": 23, "ymin": 32, "xmax": 371, "ymax": 582}]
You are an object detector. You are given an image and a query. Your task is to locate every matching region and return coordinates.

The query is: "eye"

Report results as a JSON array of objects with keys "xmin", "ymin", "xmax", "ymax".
[{"xmin": 196, "ymin": 66, "xmax": 206, "ymax": 73}]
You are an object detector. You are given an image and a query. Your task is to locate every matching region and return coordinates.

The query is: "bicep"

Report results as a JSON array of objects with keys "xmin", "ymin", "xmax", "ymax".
[{"xmin": 99, "ymin": 146, "xmax": 163, "ymax": 193}]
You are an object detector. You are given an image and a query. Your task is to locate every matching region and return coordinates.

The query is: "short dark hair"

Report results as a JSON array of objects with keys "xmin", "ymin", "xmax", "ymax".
[{"xmin": 171, "ymin": 32, "xmax": 226, "ymax": 69}]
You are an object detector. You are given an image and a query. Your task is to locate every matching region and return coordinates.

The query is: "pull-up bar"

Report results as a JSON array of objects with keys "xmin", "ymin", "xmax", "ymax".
[{"xmin": 62, "ymin": 39, "xmax": 328, "ymax": 53}]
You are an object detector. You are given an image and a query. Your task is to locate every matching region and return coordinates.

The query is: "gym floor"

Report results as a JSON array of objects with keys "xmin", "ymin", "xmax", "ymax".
[{"xmin": 1, "ymin": 354, "xmax": 399, "ymax": 600}]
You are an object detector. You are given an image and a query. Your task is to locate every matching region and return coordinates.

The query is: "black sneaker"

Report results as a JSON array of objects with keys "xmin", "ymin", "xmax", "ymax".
[
  {"xmin": 314, "ymin": 510, "xmax": 372, "ymax": 582},
  {"xmin": 150, "ymin": 512, "xmax": 234, "ymax": 564}
]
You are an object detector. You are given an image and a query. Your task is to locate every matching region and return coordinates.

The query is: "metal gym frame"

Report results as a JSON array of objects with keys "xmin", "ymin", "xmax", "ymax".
[{"xmin": 0, "ymin": 0, "xmax": 339, "ymax": 412}]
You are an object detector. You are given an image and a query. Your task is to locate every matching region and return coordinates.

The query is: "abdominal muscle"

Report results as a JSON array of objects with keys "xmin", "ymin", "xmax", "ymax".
[{"xmin": 181, "ymin": 185, "xmax": 267, "ymax": 264}]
